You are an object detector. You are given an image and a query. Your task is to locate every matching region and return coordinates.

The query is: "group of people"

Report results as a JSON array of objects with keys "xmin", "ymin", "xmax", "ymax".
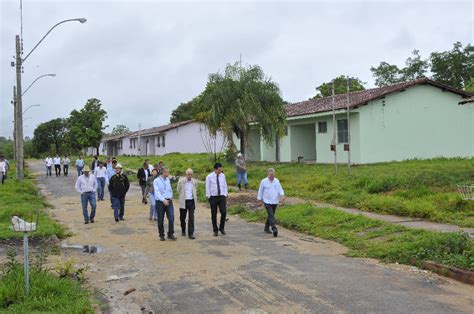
[
  {"xmin": 74, "ymin": 154, "xmax": 285, "ymax": 240},
  {"xmin": 43, "ymin": 155, "xmax": 73, "ymax": 176}
]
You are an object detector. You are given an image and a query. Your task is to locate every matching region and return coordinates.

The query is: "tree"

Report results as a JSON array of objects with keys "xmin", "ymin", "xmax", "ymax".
[
  {"xmin": 370, "ymin": 62, "xmax": 403, "ymax": 87},
  {"xmin": 199, "ymin": 62, "xmax": 287, "ymax": 156},
  {"xmin": 32, "ymin": 118, "xmax": 68, "ymax": 155},
  {"xmin": 0, "ymin": 137, "xmax": 14, "ymax": 160},
  {"xmin": 66, "ymin": 98, "xmax": 108, "ymax": 155},
  {"xmin": 430, "ymin": 42, "xmax": 474, "ymax": 89},
  {"xmin": 401, "ymin": 50, "xmax": 429, "ymax": 81},
  {"xmin": 465, "ymin": 77, "xmax": 474, "ymax": 94},
  {"xmin": 312, "ymin": 75, "xmax": 365, "ymax": 99},
  {"xmin": 170, "ymin": 97, "xmax": 203, "ymax": 123},
  {"xmin": 111, "ymin": 124, "xmax": 130, "ymax": 135}
]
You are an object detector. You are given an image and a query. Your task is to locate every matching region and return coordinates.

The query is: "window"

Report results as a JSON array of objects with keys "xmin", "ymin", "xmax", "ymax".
[
  {"xmin": 318, "ymin": 121, "xmax": 327, "ymax": 133},
  {"xmin": 157, "ymin": 136, "xmax": 161, "ymax": 147},
  {"xmin": 118, "ymin": 140, "xmax": 123, "ymax": 150},
  {"xmin": 337, "ymin": 119, "xmax": 348, "ymax": 143},
  {"xmin": 133, "ymin": 139, "xmax": 136, "ymax": 149},
  {"xmin": 162, "ymin": 135, "xmax": 166, "ymax": 147}
]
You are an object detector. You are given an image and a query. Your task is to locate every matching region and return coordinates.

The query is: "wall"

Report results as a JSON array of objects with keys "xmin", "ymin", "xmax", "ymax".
[
  {"xmin": 358, "ymin": 84, "xmax": 473, "ymax": 163},
  {"xmin": 290, "ymin": 123, "xmax": 316, "ymax": 161}
]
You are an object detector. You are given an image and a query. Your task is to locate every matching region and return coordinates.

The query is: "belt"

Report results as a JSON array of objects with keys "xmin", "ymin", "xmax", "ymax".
[
  {"xmin": 83, "ymin": 191, "xmax": 94, "ymax": 193},
  {"xmin": 185, "ymin": 199, "xmax": 194, "ymax": 201}
]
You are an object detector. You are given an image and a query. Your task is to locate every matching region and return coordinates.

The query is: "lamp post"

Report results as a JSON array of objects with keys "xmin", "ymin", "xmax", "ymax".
[
  {"xmin": 14, "ymin": 18, "xmax": 86, "ymax": 180},
  {"xmin": 23, "ymin": 104, "xmax": 40, "ymax": 115},
  {"xmin": 22, "ymin": 74, "xmax": 55, "ymax": 96}
]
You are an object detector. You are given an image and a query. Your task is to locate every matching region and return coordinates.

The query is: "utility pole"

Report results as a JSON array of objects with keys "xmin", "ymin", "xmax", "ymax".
[
  {"xmin": 15, "ymin": 35, "xmax": 24, "ymax": 180},
  {"xmin": 332, "ymin": 81, "xmax": 338, "ymax": 175},
  {"xmin": 346, "ymin": 77, "xmax": 351, "ymax": 176},
  {"xmin": 13, "ymin": 86, "xmax": 17, "ymax": 161}
]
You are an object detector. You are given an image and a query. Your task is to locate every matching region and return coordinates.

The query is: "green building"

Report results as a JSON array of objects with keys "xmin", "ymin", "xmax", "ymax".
[{"xmin": 243, "ymin": 78, "xmax": 473, "ymax": 164}]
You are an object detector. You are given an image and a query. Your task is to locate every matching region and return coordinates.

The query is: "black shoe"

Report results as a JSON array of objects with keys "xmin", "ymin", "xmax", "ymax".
[
  {"xmin": 119, "ymin": 217, "xmax": 124, "ymax": 221},
  {"xmin": 273, "ymin": 228, "xmax": 278, "ymax": 237},
  {"xmin": 115, "ymin": 219, "xmax": 119, "ymax": 222},
  {"xmin": 213, "ymin": 232, "xmax": 218, "ymax": 237},
  {"xmin": 189, "ymin": 235, "xmax": 195, "ymax": 239},
  {"xmin": 182, "ymin": 232, "xmax": 186, "ymax": 236},
  {"xmin": 264, "ymin": 229, "xmax": 272, "ymax": 234},
  {"xmin": 168, "ymin": 235, "xmax": 177, "ymax": 240},
  {"xmin": 160, "ymin": 237, "xmax": 166, "ymax": 241},
  {"xmin": 90, "ymin": 219, "xmax": 95, "ymax": 223},
  {"xmin": 84, "ymin": 220, "xmax": 89, "ymax": 224},
  {"xmin": 219, "ymin": 229, "xmax": 226, "ymax": 235}
]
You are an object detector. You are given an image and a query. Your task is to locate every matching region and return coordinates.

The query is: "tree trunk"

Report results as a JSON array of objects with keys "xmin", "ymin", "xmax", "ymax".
[
  {"xmin": 240, "ymin": 131, "xmax": 245, "ymax": 155},
  {"xmin": 96, "ymin": 146, "xmax": 100, "ymax": 156},
  {"xmin": 275, "ymin": 135, "xmax": 280, "ymax": 162}
]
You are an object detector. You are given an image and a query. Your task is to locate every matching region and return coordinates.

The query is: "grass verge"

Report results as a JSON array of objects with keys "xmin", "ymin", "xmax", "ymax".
[{"xmin": 229, "ymin": 203, "xmax": 474, "ymax": 271}]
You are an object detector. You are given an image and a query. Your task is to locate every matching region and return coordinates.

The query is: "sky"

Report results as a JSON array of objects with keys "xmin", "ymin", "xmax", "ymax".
[{"xmin": 1, "ymin": 0, "xmax": 472, "ymax": 138}]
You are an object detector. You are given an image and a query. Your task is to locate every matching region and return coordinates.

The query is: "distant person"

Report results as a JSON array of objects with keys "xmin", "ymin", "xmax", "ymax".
[
  {"xmin": 62, "ymin": 155, "xmax": 70, "ymax": 176},
  {"xmin": 94, "ymin": 161, "xmax": 108, "ymax": 201},
  {"xmin": 235, "ymin": 153, "xmax": 248, "ymax": 191},
  {"xmin": 154, "ymin": 166, "xmax": 176, "ymax": 241},
  {"xmin": 0, "ymin": 156, "xmax": 6, "ymax": 184},
  {"xmin": 106, "ymin": 159, "xmax": 118, "ymax": 208},
  {"xmin": 257, "ymin": 168, "xmax": 285, "ymax": 237},
  {"xmin": 143, "ymin": 168, "xmax": 159, "ymax": 220},
  {"xmin": 74, "ymin": 166, "xmax": 97, "ymax": 224},
  {"xmin": 75, "ymin": 156, "xmax": 85, "ymax": 176},
  {"xmin": 108, "ymin": 164, "xmax": 130, "ymax": 222},
  {"xmin": 177, "ymin": 168, "xmax": 198, "ymax": 239},
  {"xmin": 4, "ymin": 158, "xmax": 9, "ymax": 180},
  {"xmin": 53, "ymin": 155, "xmax": 61, "ymax": 176},
  {"xmin": 91, "ymin": 156, "xmax": 99, "ymax": 172},
  {"xmin": 205, "ymin": 162, "xmax": 228, "ymax": 236},
  {"xmin": 45, "ymin": 155, "xmax": 53, "ymax": 176},
  {"xmin": 144, "ymin": 159, "xmax": 154, "ymax": 173},
  {"xmin": 137, "ymin": 162, "xmax": 150, "ymax": 202}
]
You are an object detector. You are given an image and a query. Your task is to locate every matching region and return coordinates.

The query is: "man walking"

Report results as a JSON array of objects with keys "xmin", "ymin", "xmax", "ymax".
[
  {"xmin": 75, "ymin": 166, "xmax": 97, "ymax": 224},
  {"xmin": 108, "ymin": 164, "xmax": 129, "ymax": 222},
  {"xmin": 45, "ymin": 155, "xmax": 53, "ymax": 176},
  {"xmin": 94, "ymin": 161, "xmax": 108, "ymax": 201},
  {"xmin": 257, "ymin": 168, "xmax": 285, "ymax": 237},
  {"xmin": 206, "ymin": 162, "xmax": 228, "ymax": 236},
  {"xmin": 177, "ymin": 168, "xmax": 198, "ymax": 239},
  {"xmin": 53, "ymin": 155, "xmax": 61, "ymax": 176},
  {"xmin": 154, "ymin": 166, "xmax": 176, "ymax": 241},
  {"xmin": 137, "ymin": 162, "xmax": 150, "ymax": 202},
  {"xmin": 0, "ymin": 156, "xmax": 6, "ymax": 184},
  {"xmin": 75, "ymin": 156, "xmax": 85, "ymax": 176},
  {"xmin": 63, "ymin": 155, "xmax": 70, "ymax": 176},
  {"xmin": 91, "ymin": 156, "xmax": 99, "ymax": 172},
  {"xmin": 235, "ymin": 153, "xmax": 248, "ymax": 191}
]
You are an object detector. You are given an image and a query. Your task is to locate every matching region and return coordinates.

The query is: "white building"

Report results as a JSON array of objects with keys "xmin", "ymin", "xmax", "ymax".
[{"xmin": 87, "ymin": 121, "xmax": 226, "ymax": 156}]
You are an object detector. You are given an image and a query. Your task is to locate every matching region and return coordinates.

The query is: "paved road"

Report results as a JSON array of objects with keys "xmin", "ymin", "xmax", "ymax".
[{"xmin": 30, "ymin": 161, "xmax": 473, "ymax": 313}]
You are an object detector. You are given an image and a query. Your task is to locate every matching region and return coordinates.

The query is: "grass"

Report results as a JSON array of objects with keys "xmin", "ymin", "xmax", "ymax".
[
  {"xmin": 229, "ymin": 203, "xmax": 474, "ymax": 271},
  {"xmin": 0, "ymin": 165, "xmax": 69, "ymax": 240},
  {"xmin": 87, "ymin": 154, "xmax": 474, "ymax": 227}
]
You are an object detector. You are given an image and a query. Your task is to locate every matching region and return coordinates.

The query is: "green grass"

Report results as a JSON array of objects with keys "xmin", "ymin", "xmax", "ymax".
[
  {"xmin": 229, "ymin": 203, "xmax": 474, "ymax": 271},
  {"xmin": 88, "ymin": 154, "xmax": 474, "ymax": 227},
  {"xmin": 0, "ymin": 166, "xmax": 68, "ymax": 240}
]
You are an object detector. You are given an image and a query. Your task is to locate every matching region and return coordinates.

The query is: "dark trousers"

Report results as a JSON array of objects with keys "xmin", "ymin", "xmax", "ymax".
[
  {"xmin": 46, "ymin": 166, "xmax": 52, "ymax": 176},
  {"xmin": 180, "ymin": 200, "xmax": 195, "ymax": 236},
  {"xmin": 1, "ymin": 172, "xmax": 4, "ymax": 184},
  {"xmin": 111, "ymin": 196, "xmax": 125, "ymax": 219},
  {"xmin": 63, "ymin": 165, "xmax": 69, "ymax": 176},
  {"xmin": 264, "ymin": 203, "xmax": 278, "ymax": 230},
  {"xmin": 156, "ymin": 200, "xmax": 175, "ymax": 238},
  {"xmin": 209, "ymin": 196, "xmax": 226, "ymax": 232},
  {"xmin": 54, "ymin": 164, "xmax": 61, "ymax": 176}
]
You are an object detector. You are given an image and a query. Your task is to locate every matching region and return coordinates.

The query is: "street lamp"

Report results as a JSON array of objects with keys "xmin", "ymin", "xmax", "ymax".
[
  {"xmin": 22, "ymin": 74, "xmax": 56, "ymax": 96},
  {"xmin": 14, "ymin": 17, "xmax": 86, "ymax": 180},
  {"xmin": 23, "ymin": 104, "xmax": 40, "ymax": 115}
]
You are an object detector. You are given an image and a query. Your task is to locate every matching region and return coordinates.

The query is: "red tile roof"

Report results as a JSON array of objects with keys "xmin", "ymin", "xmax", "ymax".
[
  {"xmin": 103, "ymin": 120, "xmax": 193, "ymax": 141},
  {"xmin": 285, "ymin": 77, "xmax": 472, "ymax": 118}
]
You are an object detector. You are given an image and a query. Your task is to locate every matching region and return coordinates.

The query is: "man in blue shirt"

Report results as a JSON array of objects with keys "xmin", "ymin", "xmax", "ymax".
[
  {"xmin": 154, "ymin": 166, "xmax": 176, "ymax": 241},
  {"xmin": 257, "ymin": 168, "xmax": 285, "ymax": 237}
]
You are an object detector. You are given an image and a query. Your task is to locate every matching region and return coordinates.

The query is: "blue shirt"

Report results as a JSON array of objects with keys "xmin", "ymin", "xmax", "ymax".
[
  {"xmin": 153, "ymin": 176, "xmax": 173, "ymax": 201},
  {"xmin": 75, "ymin": 159, "xmax": 84, "ymax": 167}
]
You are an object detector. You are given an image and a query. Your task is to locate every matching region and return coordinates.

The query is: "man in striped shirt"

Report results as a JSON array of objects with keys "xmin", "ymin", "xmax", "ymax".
[{"xmin": 75, "ymin": 166, "xmax": 97, "ymax": 224}]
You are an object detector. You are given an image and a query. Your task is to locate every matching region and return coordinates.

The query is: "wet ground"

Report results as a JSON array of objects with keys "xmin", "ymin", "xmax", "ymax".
[{"xmin": 27, "ymin": 161, "xmax": 474, "ymax": 313}]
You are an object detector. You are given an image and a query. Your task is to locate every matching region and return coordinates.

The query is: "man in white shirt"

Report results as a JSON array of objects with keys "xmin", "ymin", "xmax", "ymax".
[
  {"xmin": 45, "ymin": 156, "xmax": 53, "ymax": 176},
  {"xmin": 177, "ymin": 168, "xmax": 198, "ymax": 239},
  {"xmin": 257, "ymin": 168, "xmax": 285, "ymax": 237},
  {"xmin": 62, "ymin": 155, "xmax": 70, "ymax": 176},
  {"xmin": 0, "ymin": 156, "xmax": 6, "ymax": 184},
  {"xmin": 53, "ymin": 155, "xmax": 61, "ymax": 177},
  {"xmin": 94, "ymin": 161, "xmax": 108, "ymax": 201},
  {"xmin": 75, "ymin": 166, "xmax": 97, "ymax": 224},
  {"xmin": 205, "ymin": 162, "xmax": 228, "ymax": 236},
  {"xmin": 154, "ymin": 166, "xmax": 176, "ymax": 241}
]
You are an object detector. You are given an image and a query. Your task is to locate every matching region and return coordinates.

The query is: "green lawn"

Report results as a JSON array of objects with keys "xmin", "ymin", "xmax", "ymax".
[
  {"xmin": 0, "ymin": 166, "xmax": 68, "ymax": 240},
  {"xmin": 90, "ymin": 154, "xmax": 474, "ymax": 227},
  {"xmin": 229, "ymin": 203, "xmax": 474, "ymax": 271}
]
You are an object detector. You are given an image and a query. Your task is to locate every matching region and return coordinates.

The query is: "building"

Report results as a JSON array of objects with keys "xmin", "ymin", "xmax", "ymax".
[
  {"xmin": 242, "ymin": 78, "xmax": 473, "ymax": 164},
  {"xmin": 87, "ymin": 121, "xmax": 225, "ymax": 157}
]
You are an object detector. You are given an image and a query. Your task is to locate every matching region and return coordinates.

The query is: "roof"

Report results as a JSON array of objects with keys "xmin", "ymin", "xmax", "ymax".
[
  {"xmin": 459, "ymin": 96, "xmax": 474, "ymax": 105},
  {"xmin": 285, "ymin": 77, "xmax": 472, "ymax": 118},
  {"xmin": 102, "ymin": 120, "xmax": 194, "ymax": 141}
]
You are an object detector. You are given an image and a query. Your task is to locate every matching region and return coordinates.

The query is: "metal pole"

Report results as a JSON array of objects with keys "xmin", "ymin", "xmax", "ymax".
[
  {"xmin": 15, "ymin": 35, "xmax": 25, "ymax": 180},
  {"xmin": 332, "ymin": 81, "xmax": 338, "ymax": 175},
  {"xmin": 23, "ymin": 233, "xmax": 29, "ymax": 295},
  {"xmin": 346, "ymin": 77, "xmax": 351, "ymax": 176},
  {"xmin": 13, "ymin": 86, "xmax": 17, "ymax": 161}
]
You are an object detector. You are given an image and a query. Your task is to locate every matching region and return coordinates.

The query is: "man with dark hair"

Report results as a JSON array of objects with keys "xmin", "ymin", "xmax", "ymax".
[
  {"xmin": 91, "ymin": 156, "xmax": 99, "ymax": 172},
  {"xmin": 137, "ymin": 162, "xmax": 150, "ymax": 202},
  {"xmin": 53, "ymin": 155, "xmax": 61, "ymax": 176},
  {"xmin": 108, "ymin": 164, "xmax": 130, "ymax": 222},
  {"xmin": 205, "ymin": 162, "xmax": 228, "ymax": 236}
]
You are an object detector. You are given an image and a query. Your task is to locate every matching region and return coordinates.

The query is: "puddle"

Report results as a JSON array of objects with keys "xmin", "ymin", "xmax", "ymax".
[{"xmin": 62, "ymin": 244, "xmax": 104, "ymax": 254}]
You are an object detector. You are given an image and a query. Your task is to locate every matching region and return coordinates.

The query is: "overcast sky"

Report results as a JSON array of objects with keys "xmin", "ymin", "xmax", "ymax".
[{"xmin": 1, "ymin": 0, "xmax": 472, "ymax": 138}]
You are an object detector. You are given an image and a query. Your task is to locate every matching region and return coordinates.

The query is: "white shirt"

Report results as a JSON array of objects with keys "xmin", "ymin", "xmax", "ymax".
[
  {"xmin": 205, "ymin": 172, "xmax": 228, "ymax": 198},
  {"xmin": 45, "ymin": 158, "xmax": 53, "ymax": 167},
  {"xmin": 148, "ymin": 164, "xmax": 154, "ymax": 172},
  {"xmin": 53, "ymin": 157, "xmax": 61, "ymax": 165},
  {"xmin": 94, "ymin": 166, "xmax": 108, "ymax": 182},
  {"xmin": 257, "ymin": 177, "xmax": 284, "ymax": 205},
  {"xmin": 153, "ymin": 176, "xmax": 173, "ymax": 201},
  {"xmin": 185, "ymin": 179, "xmax": 193, "ymax": 200},
  {"xmin": 75, "ymin": 174, "xmax": 97, "ymax": 193},
  {"xmin": 0, "ymin": 161, "xmax": 5, "ymax": 172},
  {"xmin": 63, "ymin": 158, "xmax": 70, "ymax": 165}
]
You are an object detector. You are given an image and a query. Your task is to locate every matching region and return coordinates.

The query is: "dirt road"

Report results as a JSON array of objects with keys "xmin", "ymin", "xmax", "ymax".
[{"xmin": 30, "ymin": 161, "xmax": 473, "ymax": 313}]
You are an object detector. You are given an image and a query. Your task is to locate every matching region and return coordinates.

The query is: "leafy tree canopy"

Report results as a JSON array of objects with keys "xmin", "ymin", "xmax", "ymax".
[
  {"xmin": 111, "ymin": 124, "xmax": 130, "ymax": 135},
  {"xmin": 32, "ymin": 118, "xmax": 67, "ymax": 155},
  {"xmin": 313, "ymin": 75, "xmax": 365, "ymax": 99}
]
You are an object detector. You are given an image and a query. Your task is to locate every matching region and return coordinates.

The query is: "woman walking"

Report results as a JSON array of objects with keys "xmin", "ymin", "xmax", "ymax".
[{"xmin": 143, "ymin": 168, "xmax": 159, "ymax": 220}]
